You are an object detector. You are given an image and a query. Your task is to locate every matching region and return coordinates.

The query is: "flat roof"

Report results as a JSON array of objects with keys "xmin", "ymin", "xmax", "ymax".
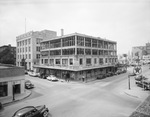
[{"xmin": 41, "ymin": 32, "xmax": 116, "ymax": 43}]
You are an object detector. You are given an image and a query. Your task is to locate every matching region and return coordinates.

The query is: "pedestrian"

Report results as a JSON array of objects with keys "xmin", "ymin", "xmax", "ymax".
[
  {"xmin": 82, "ymin": 75, "xmax": 85, "ymax": 82},
  {"xmin": 66, "ymin": 72, "xmax": 70, "ymax": 82}
]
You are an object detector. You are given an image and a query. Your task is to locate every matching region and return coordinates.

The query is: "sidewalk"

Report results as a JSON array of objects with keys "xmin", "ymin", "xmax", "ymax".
[{"xmin": 0, "ymin": 90, "xmax": 32, "ymax": 106}]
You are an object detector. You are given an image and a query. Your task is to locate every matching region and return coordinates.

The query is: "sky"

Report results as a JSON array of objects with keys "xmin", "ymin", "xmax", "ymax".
[{"xmin": 0, "ymin": 0, "xmax": 150, "ymax": 54}]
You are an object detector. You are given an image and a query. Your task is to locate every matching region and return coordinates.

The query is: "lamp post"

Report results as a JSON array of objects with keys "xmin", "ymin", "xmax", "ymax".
[
  {"xmin": 128, "ymin": 75, "xmax": 131, "ymax": 90},
  {"xmin": 12, "ymin": 82, "xmax": 15, "ymax": 101}
]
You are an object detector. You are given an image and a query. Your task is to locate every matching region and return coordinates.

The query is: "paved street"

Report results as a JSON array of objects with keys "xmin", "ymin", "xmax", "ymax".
[{"xmin": 1, "ymin": 65, "xmax": 150, "ymax": 117}]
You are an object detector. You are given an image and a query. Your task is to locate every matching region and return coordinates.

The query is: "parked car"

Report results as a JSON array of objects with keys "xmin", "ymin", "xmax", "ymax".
[
  {"xmin": 25, "ymin": 80, "xmax": 34, "ymax": 89},
  {"xmin": 12, "ymin": 105, "xmax": 49, "ymax": 117},
  {"xmin": 106, "ymin": 72, "xmax": 114, "ymax": 77},
  {"xmin": 134, "ymin": 75, "xmax": 147, "ymax": 88},
  {"xmin": 143, "ymin": 78, "xmax": 150, "ymax": 90},
  {"xmin": 114, "ymin": 69, "xmax": 122, "ymax": 75},
  {"xmin": 28, "ymin": 71, "xmax": 40, "ymax": 77},
  {"xmin": 47, "ymin": 75, "xmax": 59, "ymax": 82}
]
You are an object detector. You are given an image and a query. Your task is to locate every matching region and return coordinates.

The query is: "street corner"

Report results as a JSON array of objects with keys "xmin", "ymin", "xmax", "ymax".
[
  {"xmin": 124, "ymin": 88, "xmax": 149, "ymax": 100},
  {"xmin": 1, "ymin": 89, "xmax": 32, "ymax": 106}
]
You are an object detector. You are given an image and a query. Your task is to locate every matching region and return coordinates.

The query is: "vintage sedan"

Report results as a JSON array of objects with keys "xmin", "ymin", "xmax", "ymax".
[
  {"xmin": 25, "ymin": 80, "xmax": 34, "ymax": 89},
  {"xmin": 47, "ymin": 75, "xmax": 59, "ymax": 82},
  {"xmin": 12, "ymin": 105, "xmax": 49, "ymax": 117}
]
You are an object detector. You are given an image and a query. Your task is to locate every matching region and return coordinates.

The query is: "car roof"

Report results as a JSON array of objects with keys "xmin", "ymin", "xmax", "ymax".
[{"xmin": 14, "ymin": 106, "xmax": 35, "ymax": 116}]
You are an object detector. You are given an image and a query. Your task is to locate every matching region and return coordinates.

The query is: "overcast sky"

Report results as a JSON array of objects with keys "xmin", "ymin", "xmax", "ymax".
[{"xmin": 0, "ymin": 0, "xmax": 150, "ymax": 54}]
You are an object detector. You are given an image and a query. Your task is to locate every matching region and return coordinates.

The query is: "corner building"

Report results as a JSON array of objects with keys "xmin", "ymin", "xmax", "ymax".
[{"xmin": 35, "ymin": 33, "xmax": 117, "ymax": 81}]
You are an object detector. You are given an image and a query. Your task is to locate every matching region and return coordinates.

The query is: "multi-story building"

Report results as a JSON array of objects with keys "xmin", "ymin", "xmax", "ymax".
[
  {"xmin": 34, "ymin": 33, "xmax": 117, "ymax": 81},
  {"xmin": 146, "ymin": 42, "xmax": 150, "ymax": 55},
  {"xmin": 16, "ymin": 30, "xmax": 57, "ymax": 70}
]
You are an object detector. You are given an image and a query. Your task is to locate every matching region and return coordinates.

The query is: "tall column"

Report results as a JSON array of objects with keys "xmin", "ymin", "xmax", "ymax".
[{"xmin": 75, "ymin": 35, "xmax": 77, "ymax": 56}]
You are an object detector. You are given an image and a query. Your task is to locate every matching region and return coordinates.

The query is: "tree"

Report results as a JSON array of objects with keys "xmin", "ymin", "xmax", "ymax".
[{"xmin": 0, "ymin": 47, "xmax": 16, "ymax": 65}]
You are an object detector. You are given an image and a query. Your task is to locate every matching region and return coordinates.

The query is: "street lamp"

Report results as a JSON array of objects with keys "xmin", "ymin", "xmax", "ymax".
[
  {"xmin": 12, "ymin": 82, "xmax": 15, "ymax": 101},
  {"xmin": 128, "ymin": 75, "xmax": 131, "ymax": 90}
]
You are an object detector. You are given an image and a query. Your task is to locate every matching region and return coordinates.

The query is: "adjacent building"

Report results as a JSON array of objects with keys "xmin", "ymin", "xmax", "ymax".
[
  {"xmin": 132, "ymin": 42, "xmax": 150, "ymax": 63},
  {"xmin": 16, "ymin": 30, "xmax": 57, "ymax": 70},
  {"xmin": 0, "ymin": 64, "xmax": 25, "ymax": 102},
  {"xmin": 34, "ymin": 33, "xmax": 117, "ymax": 81}
]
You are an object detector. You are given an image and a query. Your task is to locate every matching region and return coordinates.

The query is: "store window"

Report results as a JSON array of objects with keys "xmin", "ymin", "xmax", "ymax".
[{"xmin": 0, "ymin": 82, "xmax": 8, "ymax": 97}]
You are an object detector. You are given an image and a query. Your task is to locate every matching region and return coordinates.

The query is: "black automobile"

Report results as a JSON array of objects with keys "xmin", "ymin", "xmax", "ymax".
[
  {"xmin": 135, "ymin": 75, "xmax": 147, "ymax": 87},
  {"xmin": 25, "ymin": 80, "xmax": 34, "ymax": 89},
  {"xmin": 12, "ymin": 105, "xmax": 49, "ymax": 117}
]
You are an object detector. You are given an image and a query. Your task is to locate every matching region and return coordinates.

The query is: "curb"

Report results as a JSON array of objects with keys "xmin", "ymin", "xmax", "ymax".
[
  {"xmin": 2, "ymin": 90, "xmax": 32, "ymax": 107},
  {"xmin": 124, "ymin": 91, "xmax": 139, "ymax": 98}
]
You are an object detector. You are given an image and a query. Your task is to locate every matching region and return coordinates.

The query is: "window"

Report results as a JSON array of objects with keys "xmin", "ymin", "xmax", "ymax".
[
  {"xmin": 41, "ymin": 59, "xmax": 43, "ymax": 64},
  {"xmin": 36, "ymin": 38, "xmax": 42, "ymax": 44},
  {"xmin": 85, "ymin": 38, "xmax": 91, "ymax": 47},
  {"xmin": 17, "ymin": 42, "xmax": 19, "ymax": 47},
  {"xmin": 29, "ymin": 47, "xmax": 31, "ymax": 52},
  {"xmin": 92, "ymin": 49, "xmax": 98, "ymax": 55},
  {"xmin": 36, "ymin": 54, "xmax": 40, "ymax": 59},
  {"xmin": 36, "ymin": 46, "xmax": 40, "ymax": 52},
  {"xmin": 41, "ymin": 51, "xmax": 48, "ymax": 57},
  {"xmin": 85, "ymin": 49, "xmax": 91, "ymax": 55},
  {"xmin": 77, "ymin": 48, "xmax": 84, "ymax": 55},
  {"xmin": 62, "ymin": 48, "xmax": 75, "ymax": 55},
  {"xmin": 29, "ymin": 54, "xmax": 31, "ymax": 59},
  {"xmin": 105, "ymin": 58, "xmax": 107, "ymax": 63},
  {"xmin": 99, "ymin": 58, "xmax": 103, "ymax": 64},
  {"xmin": 77, "ymin": 36, "xmax": 84, "ymax": 46},
  {"xmin": 94, "ymin": 58, "xmax": 97, "ymax": 64},
  {"xmin": 50, "ymin": 50, "xmax": 61, "ymax": 56},
  {"xmin": 92, "ymin": 39, "xmax": 97, "ymax": 47},
  {"xmin": 50, "ymin": 39, "xmax": 61, "ymax": 48},
  {"xmin": 26, "ymin": 47, "xmax": 27, "ymax": 52},
  {"xmin": 50, "ymin": 59, "xmax": 54, "ymax": 65},
  {"xmin": 62, "ymin": 36, "xmax": 75, "ymax": 47},
  {"xmin": 26, "ymin": 54, "xmax": 27, "ymax": 59},
  {"xmin": 56, "ymin": 59, "xmax": 60, "ymax": 64},
  {"xmin": 45, "ymin": 59, "xmax": 48, "ymax": 64},
  {"xmin": 25, "ymin": 40, "xmax": 27, "ymax": 45},
  {"xmin": 0, "ymin": 82, "xmax": 8, "ymax": 97},
  {"xmin": 69, "ymin": 59, "xmax": 73, "ymax": 65},
  {"xmin": 79, "ymin": 58, "xmax": 83, "ymax": 65},
  {"xmin": 62, "ymin": 59, "xmax": 68, "ymax": 66},
  {"xmin": 86, "ymin": 58, "xmax": 91, "ymax": 65},
  {"xmin": 28, "ymin": 38, "xmax": 31, "ymax": 44}
]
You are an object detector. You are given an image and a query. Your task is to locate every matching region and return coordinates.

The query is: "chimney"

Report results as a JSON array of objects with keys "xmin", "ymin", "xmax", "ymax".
[{"xmin": 61, "ymin": 29, "xmax": 64, "ymax": 36}]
